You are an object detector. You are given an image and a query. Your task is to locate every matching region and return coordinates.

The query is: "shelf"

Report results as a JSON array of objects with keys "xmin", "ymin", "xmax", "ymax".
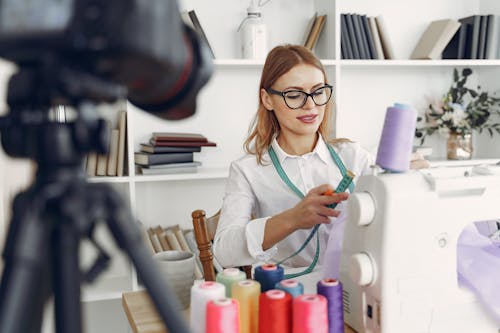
[
  {"xmin": 428, "ymin": 158, "xmax": 500, "ymax": 168},
  {"xmin": 214, "ymin": 58, "xmax": 337, "ymax": 68},
  {"xmin": 340, "ymin": 59, "xmax": 500, "ymax": 67},
  {"xmin": 87, "ymin": 176, "xmax": 131, "ymax": 184},
  {"xmin": 132, "ymin": 167, "xmax": 229, "ymax": 183}
]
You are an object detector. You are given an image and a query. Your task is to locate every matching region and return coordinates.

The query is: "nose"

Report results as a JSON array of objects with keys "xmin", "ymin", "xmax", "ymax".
[{"xmin": 302, "ymin": 94, "xmax": 315, "ymax": 109}]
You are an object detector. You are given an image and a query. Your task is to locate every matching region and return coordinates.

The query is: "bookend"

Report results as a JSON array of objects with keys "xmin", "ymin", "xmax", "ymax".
[{"xmin": 0, "ymin": 62, "xmax": 191, "ymax": 332}]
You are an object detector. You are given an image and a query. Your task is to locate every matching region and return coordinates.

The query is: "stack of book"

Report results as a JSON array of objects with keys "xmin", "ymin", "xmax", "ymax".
[
  {"xmin": 443, "ymin": 15, "xmax": 500, "ymax": 60},
  {"xmin": 303, "ymin": 13, "xmax": 328, "ymax": 51},
  {"xmin": 86, "ymin": 110, "xmax": 127, "ymax": 177},
  {"xmin": 340, "ymin": 13, "xmax": 394, "ymax": 60},
  {"xmin": 135, "ymin": 132, "xmax": 216, "ymax": 175},
  {"xmin": 142, "ymin": 223, "xmax": 223, "ymax": 280}
]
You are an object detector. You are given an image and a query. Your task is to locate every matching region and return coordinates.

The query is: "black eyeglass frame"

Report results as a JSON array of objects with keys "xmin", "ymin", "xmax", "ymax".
[{"xmin": 266, "ymin": 84, "xmax": 333, "ymax": 109}]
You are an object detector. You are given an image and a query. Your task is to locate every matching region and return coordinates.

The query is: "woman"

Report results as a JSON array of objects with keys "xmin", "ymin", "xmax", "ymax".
[{"xmin": 213, "ymin": 44, "xmax": 426, "ymax": 273}]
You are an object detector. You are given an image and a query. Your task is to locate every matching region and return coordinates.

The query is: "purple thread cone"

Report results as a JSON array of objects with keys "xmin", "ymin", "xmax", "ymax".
[
  {"xmin": 317, "ymin": 279, "xmax": 344, "ymax": 333},
  {"xmin": 376, "ymin": 104, "xmax": 417, "ymax": 172}
]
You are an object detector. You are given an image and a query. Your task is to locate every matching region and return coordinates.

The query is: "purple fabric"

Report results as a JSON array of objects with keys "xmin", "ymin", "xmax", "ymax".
[
  {"xmin": 376, "ymin": 104, "xmax": 417, "ymax": 172},
  {"xmin": 457, "ymin": 222, "xmax": 500, "ymax": 325}
]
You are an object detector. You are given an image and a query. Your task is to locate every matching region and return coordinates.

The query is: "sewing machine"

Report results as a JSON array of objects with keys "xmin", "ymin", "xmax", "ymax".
[{"xmin": 340, "ymin": 163, "xmax": 500, "ymax": 333}]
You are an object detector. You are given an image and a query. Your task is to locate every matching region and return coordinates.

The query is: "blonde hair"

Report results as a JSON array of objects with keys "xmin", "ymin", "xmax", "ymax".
[{"xmin": 244, "ymin": 44, "xmax": 348, "ymax": 164}]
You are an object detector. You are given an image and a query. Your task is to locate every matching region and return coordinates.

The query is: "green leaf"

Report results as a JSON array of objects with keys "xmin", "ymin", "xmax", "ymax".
[
  {"xmin": 453, "ymin": 68, "xmax": 459, "ymax": 82},
  {"xmin": 462, "ymin": 68, "xmax": 472, "ymax": 77}
]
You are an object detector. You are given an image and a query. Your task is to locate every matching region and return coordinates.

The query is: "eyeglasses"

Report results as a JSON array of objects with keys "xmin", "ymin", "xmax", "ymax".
[{"xmin": 266, "ymin": 84, "xmax": 333, "ymax": 109}]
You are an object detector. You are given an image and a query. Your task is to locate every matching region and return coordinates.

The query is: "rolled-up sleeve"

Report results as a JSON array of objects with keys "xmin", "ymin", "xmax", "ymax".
[{"xmin": 213, "ymin": 162, "xmax": 277, "ymax": 267}]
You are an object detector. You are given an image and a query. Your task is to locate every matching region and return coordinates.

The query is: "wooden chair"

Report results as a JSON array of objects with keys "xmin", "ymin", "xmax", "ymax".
[{"xmin": 191, "ymin": 209, "xmax": 252, "ymax": 281}]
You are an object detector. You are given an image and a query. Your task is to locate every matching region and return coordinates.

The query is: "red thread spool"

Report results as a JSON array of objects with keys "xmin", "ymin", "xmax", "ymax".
[
  {"xmin": 206, "ymin": 298, "xmax": 240, "ymax": 333},
  {"xmin": 258, "ymin": 289, "xmax": 292, "ymax": 333},
  {"xmin": 293, "ymin": 294, "xmax": 328, "ymax": 333}
]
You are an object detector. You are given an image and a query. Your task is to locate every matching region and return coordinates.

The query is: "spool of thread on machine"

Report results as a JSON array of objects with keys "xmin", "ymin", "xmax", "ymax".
[
  {"xmin": 232, "ymin": 279, "xmax": 261, "ymax": 333},
  {"xmin": 216, "ymin": 267, "xmax": 246, "ymax": 297},
  {"xmin": 293, "ymin": 294, "xmax": 329, "ymax": 333},
  {"xmin": 258, "ymin": 289, "xmax": 292, "ymax": 333},
  {"xmin": 375, "ymin": 103, "xmax": 417, "ymax": 172},
  {"xmin": 190, "ymin": 281, "xmax": 226, "ymax": 333},
  {"xmin": 206, "ymin": 298, "xmax": 241, "ymax": 333},
  {"xmin": 275, "ymin": 279, "xmax": 304, "ymax": 298},
  {"xmin": 254, "ymin": 264, "xmax": 284, "ymax": 292},
  {"xmin": 317, "ymin": 278, "xmax": 344, "ymax": 333}
]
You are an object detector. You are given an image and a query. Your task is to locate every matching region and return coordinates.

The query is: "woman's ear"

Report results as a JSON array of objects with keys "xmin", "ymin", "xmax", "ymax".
[{"xmin": 260, "ymin": 88, "xmax": 274, "ymax": 111}]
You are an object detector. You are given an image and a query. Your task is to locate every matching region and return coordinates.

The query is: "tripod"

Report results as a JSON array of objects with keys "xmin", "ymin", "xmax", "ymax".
[{"xmin": 0, "ymin": 62, "xmax": 191, "ymax": 332}]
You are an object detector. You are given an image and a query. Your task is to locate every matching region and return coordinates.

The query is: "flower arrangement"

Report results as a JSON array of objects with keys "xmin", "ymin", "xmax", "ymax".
[{"xmin": 415, "ymin": 68, "xmax": 500, "ymax": 144}]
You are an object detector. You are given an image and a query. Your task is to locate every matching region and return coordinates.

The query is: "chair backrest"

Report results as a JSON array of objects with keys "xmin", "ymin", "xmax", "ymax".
[{"xmin": 191, "ymin": 209, "xmax": 251, "ymax": 281}]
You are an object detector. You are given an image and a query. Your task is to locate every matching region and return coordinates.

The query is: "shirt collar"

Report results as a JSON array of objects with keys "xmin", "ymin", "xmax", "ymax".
[{"xmin": 270, "ymin": 134, "xmax": 331, "ymax": 165}]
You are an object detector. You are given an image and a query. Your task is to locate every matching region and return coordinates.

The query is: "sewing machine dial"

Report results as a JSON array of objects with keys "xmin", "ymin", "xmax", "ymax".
[
  {"xmin": 348, "ymin": 192, "xmax": 376, "ymax": 226},
  {"xmin": 350, "ymin": 252, "xmax": 375, "ymax": 286}
]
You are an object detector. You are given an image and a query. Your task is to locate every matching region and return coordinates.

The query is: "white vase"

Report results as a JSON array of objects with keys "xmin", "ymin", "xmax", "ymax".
[{"xmin": 153, "ymin": 250, "xmax": 195, "ymax": 309}]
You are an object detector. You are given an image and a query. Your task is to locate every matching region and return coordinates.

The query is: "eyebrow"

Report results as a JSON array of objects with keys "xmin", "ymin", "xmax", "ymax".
[{"xmin": 283, "ymin": 82, "xmax": 325, "ymax": 91}]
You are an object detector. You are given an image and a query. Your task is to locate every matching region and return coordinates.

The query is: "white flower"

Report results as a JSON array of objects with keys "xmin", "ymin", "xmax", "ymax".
[{"xmin": 448, "ymin": 103, "xmax": 467, "ymax": 126}]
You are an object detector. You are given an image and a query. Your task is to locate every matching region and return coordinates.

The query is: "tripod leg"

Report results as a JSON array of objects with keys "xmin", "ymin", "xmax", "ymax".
[
  {"xmin": 0, "ymin": 191, "xmax": 52, "ymax": 333},
  {"xmin": 53, "ymin": 219, "xmax": 82, "ymax": 333},
  {"xmin": 94, "ymin": 184, "xmax": 191, "ymax": 333}
]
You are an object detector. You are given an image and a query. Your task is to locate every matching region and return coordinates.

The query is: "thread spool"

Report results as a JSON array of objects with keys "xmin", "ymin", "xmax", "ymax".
[
  {"xmin": 375, "ymin": 103, "xmax": 417, "ymax": 172},
  {"xmin": 317, "ymin": 278, "xmax": 344, "ymax": 333},
  {"xmin": 216, "ymin": 268, "xmax": 246, "ymax": 297},
  {"xmin": 254, "ymin": 264, "xmax": 284, "ymax": 292},
  {"xmin": 293, "ymin": 294, "xmax": 328, "ymax": 333},
  {"xmin": 275, "ymin": 279, "xmax": 304, "ymax": 298},
  {"xmin": 258, "ymin": 289, "xmax": 292, "ymax": 333},
  {"xmin": 206, "ymin": 298, "xmax": 241, "ymax": 333},
  {"xmin": 231, "ymin": 279, "xmax": 261, "ymax": 333},
  {"xmin": 190, "ymin": 281, "xmax": 226, "ymax": 333}
]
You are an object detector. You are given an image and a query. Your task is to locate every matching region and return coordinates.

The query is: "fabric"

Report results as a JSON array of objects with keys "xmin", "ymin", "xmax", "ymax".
[
  {"xmin": 213, "ymin": 135, "xmax": 373, "ymax": 268},
  {"xmin": 457, "ymin": 221, "xmax": 500, "ymax": 325}
]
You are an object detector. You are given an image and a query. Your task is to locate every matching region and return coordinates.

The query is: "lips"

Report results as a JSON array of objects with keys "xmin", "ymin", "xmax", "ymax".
[{"xmin": 297, "ymin": 114, "xmax": 318, "ymax": 123}]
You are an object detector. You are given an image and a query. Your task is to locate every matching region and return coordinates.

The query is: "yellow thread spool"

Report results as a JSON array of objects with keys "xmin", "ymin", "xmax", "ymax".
[{"xmin": 231, "ymin": 279, "xmax": 261, "ymax": 333}]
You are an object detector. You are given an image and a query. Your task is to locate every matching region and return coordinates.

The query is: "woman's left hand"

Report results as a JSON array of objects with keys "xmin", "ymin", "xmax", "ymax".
[{"xmin": 410, "ymin": 152, "xmax": 430, "ymax": 169}]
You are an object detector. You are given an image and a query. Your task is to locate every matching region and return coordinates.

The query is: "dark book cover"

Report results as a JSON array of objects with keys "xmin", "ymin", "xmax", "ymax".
[
  {"xmin": 352, "ymin": 14, "xmax": 369, "ymax": 59},
  {"xmin": 151, "ymin": 132, "xmax": 208, "ymax": 142},
  {"xmin": 459, "ymin": 15, "xmax": 481, "ymax": 59},
  {"xmin": 150, "ymin": 139, "xmax": 217, "ymax": 147},
  {"xmin": 188, "ymin": 10, "xmax": 215, "ymax": 59},
  {"xmin": 442, "ymin": 25, "xmax": 461, "ymax": 59},
  {"xmin": 345, "ymin": 14, "xmax": 361, "ymax": 59},
  {"xmin": 477, "ymin": 15, "xmax": 489, "ymax": 59},
  {"xmin": 361, "ymin": 15, "xmax": 376, "ymax": 59},
  {"xmin": 134, "ymin": 152, "xmax": 194, "ymax": 166},
  {"xmin": 341, "ymin": 14, "xmax": 354, "ymax": 59},
  {"xmin": 140, "ymin": 143, "xmax": 202, "ymax": 154}
]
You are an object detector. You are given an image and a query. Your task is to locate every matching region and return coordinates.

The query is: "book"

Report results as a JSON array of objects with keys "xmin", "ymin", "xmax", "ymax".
[
  {"xmin": 134, "ymin": 152, "xmax": 193, "ymax": 166},
  {"xmin": 303, "ymin": 12, "xmax": 318, "ymax": 47},
  {"xmin": 86, "ymin": 152, "xmax": 98, "ymax": 177},
  {"xmin": 140, "ymin": 166, "xmax": 198, "ymax": 175},
  {"xmin": 96, "ymin": 153, "xmax": 108, "ymax": 176},
  {"xmin": 142, "ymin": 161, "xmax": 202, "ymax": 170},
  {"xmin": 459, "ymin": 15, "xmax": 481, "ymax": 59},
  {"xmin": 152, "ymin": 132, "xmax": 208, "ymax": 142},
  {"xmin": 368, "ymin": 16, "xmax": 385, "ymax": 59},
  {"xmin": 340, "ymin": 14, "xmax": 354, "ymax": 59},
  {"xmin": 410, "ymin": 19, "xmax": 461, "ymax": 60},
  {"xmin": 305, "ymin": 14, "xmax": 327, "ymax": 51},
  {"xmin": 149, "ymin": 139, "xmax": 217, "ymax": 147},
  {"xmin": 478, "ymin": 15, "xmax": 489, "ymax": 59},
  {"xmin": 485, "ymin": 15, "xmax": 500, "ymax": 59},
  {"xmin": 116, "ymin": 110, "xmax": 127, "ymax": 177},
  {"xmin": 106, "ymin": 129, "xmax": 119, "ymax": 176},
  {"xmin": 375, "ymin": 16, "xmax": 395, "ymax": 59},
  {"xmin": 361, "ymin": 15, "xmax": 377, "ymax": 59},
  {"xmin": 352, "ymin": 14, "xmax": 368, "ymax": 59},
  {"xmin": 345, "ymin": 14, "xmax": 360, "ymax": 59},
  {"xmin": 153, "ymin": 226, "xmax": 171, "ymax": 251},
  {"xmin": 146, "ymin": 228, "xmax": 162, "ymax": 253},
  {"xmin": 140, "ymin": 143, "xmax": 202, "ymax": 154},
  {"xmin": 187, "ymin": 10, "xmax": 215, "ymax": 59}
]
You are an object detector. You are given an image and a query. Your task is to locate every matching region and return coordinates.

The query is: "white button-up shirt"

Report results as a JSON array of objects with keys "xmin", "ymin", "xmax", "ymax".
[{"xmin": 213, "ymin": 135, "xmax": 374, "ymax": 268}]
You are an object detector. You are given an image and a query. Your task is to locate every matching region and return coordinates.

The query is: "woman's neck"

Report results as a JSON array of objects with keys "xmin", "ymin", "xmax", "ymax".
[{"xmin": 277, "ymin": 132, "xmax": 319, "ymax": 156}]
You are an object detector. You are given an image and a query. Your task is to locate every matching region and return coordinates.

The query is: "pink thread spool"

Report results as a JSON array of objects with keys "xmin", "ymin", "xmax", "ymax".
[
  {"xmin": 206, "ymin": 298, "xmax": 240, "ymax": 333},
  {"xmin": 190, "ymin": 281, "xmax": 226, "ymax": 333},
  {"xmin": 293, "ymin": 294, "xmax": 328, "ymax": 333}
]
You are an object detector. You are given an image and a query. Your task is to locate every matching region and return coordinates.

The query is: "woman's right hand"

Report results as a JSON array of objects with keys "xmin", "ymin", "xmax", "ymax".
[{"xmin": 284, "ymin": 184, "xmax": 349, "ymax": 231}]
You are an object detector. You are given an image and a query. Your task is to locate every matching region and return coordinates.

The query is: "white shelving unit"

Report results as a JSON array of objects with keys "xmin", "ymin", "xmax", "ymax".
[{"xmin": 0, "ymin": 0, "xmax": 495, "ymax": 332}]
